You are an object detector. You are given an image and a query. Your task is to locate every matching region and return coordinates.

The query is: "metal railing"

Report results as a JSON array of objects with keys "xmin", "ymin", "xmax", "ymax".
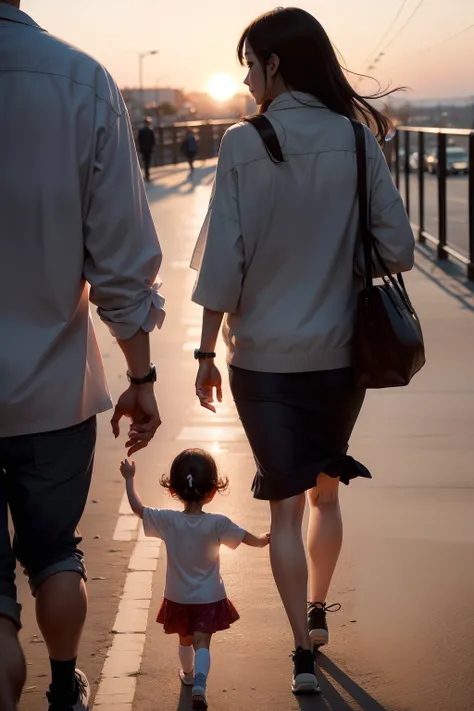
[
  {"xmin": 394, "ymin": 126, "xmax": 474, "ymax": 280},
  {"xmin": 140, "ymin": 119, "xmax": 235, "ymax": 167}
]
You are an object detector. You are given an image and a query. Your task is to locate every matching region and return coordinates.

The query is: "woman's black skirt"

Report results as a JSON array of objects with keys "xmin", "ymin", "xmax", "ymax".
[{"xmin": 229, "ymin": 365, "xmax": 371, "ymax": 501}]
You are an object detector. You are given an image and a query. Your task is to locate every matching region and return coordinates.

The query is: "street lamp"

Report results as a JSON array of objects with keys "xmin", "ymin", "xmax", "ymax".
[{"xmin": 138, "ymin": 50, "xmax": 158, "ymax": 92}]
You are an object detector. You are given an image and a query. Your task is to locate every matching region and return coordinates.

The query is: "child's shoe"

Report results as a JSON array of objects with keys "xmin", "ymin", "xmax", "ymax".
[
  {"xmin": 192, "ymin": 672, "xmax": 208, "ymax": 708},
  {"xmin": 178, "ymin": 669, "xmax": 194, "ymax": 686}
]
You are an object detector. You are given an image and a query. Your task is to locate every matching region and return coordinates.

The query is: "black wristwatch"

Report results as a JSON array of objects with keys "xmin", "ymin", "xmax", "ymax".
[
  {"xmin": 194, "ymin": 349, "xmax": 216, "ymax": 360},
  {"xmin": 127, "ymin": 364, "xmax": 157, "ymax": 385}
]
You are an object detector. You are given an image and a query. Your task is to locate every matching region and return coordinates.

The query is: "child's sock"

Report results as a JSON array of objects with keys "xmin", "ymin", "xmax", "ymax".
[
  {"xmin": 179, "ymin": 644, "xmax": 194, "ymax": 674},
  {"xmin": 194, "ymin": 648, "xmax": 211, "ymax": 681}
]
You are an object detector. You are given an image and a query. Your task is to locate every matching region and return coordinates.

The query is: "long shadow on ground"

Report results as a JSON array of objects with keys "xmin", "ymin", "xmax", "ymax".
[{"xmin": 295, "ymin": 653, "xmax": 394, "ymax": 711}]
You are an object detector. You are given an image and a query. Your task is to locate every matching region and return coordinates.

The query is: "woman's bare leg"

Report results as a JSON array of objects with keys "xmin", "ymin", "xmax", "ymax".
[
  {"xmin": 269, "ymin": 493, "xmax": 311, "ymax": 649},
  {"xmin": 307, "ymin": 474, "xmax": 342, "ymax": 603}
]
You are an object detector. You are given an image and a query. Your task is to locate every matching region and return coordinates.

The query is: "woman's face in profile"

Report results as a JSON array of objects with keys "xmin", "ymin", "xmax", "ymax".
[{"xmin": 243, "ymin": 41, "xmax": 266, "ymax": 105}]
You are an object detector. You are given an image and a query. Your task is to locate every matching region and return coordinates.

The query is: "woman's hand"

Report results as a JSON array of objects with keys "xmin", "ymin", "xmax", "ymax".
[
  {"xmin": 195, "ymin": 361, "xmax": 222, "ymax": 413},
  {"xmin": 259, "ymin": 533, "xmax": 270, "ymax": 548}
]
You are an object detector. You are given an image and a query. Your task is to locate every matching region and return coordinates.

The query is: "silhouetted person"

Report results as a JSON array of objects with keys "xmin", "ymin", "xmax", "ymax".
[
  {"xmin": 138, "ymin": 117, "xmax": 156, "ymax": 181},
  {"xmin": 181, "ymin": 129, "xmax": 198, "ymax": 175}
]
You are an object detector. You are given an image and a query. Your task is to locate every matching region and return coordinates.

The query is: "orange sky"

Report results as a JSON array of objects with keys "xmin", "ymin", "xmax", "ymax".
[{"xmin": 21, "ymin": 0, "xmax": 474, "ymax": 100}]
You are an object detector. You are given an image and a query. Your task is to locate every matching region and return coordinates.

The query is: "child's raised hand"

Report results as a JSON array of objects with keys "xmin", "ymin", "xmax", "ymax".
[
  {"xmin": 120, "ymin": 459, "xmax": 136, "ymax": 479},
  {"xmin": 259, "ymin": 532, "xmax": 270, "ymax": 547}
]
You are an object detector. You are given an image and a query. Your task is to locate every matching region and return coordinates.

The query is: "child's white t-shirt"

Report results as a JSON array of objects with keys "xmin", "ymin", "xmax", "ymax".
[{"xmin": 142, "ymin": 508, "xmax": 246, "ymax": 605}]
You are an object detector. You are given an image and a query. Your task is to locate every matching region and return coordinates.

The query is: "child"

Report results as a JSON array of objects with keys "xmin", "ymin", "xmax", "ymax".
[{"xmin": 120, "ymin": 448, "xmax": 269, "ymax": 709}]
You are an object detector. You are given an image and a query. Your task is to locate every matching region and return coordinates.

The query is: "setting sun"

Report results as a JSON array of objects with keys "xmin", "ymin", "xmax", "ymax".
[{"xmin": 207, "ymin": 73, "xmax": 238, "ymax": 102}]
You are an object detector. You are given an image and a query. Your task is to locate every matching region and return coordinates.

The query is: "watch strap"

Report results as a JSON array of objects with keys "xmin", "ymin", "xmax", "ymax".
[
  {"xmin": 127, "ymin": 364, "xmax": 156, "ymax": 385},
  {"xmin": 194, "ymin": 349, "xmax": 216, "ymax": 360}
]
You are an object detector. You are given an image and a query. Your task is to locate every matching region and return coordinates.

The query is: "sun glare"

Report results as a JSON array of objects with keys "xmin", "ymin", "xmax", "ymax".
[{"xmin": 207, "ymin": 73, "xmax": 238, "ymax": 102}]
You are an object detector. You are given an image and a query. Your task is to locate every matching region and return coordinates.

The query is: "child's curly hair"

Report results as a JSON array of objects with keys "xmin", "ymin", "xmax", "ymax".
[{"xmin": 160, "ymin": 448, "xmax": 229, "ymax": 503}]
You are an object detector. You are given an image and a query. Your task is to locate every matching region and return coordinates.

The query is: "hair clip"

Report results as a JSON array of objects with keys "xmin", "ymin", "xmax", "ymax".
[{"xmin": 187, "ymin": 474, "xmax": 194, "ymax": 488}]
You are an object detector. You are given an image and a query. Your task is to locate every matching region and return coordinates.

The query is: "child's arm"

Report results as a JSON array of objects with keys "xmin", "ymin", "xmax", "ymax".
[
  {"xmin": 120, "ymin": 459, "xmax": 144, "ymax": 519},
  {"xmin": 242, "ymin": 531, "xmax": 270, "ymax": 548}
]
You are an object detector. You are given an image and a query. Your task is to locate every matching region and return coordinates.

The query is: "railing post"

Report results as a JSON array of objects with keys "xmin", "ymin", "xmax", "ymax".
[
  {"xmin": 469, "ymin": 132, "xmax": 474, "ymax": 280},
  {"xmin": 394, "ymin": 130, "xmax": 400, "ymax": 188},
  {"xmin": 157, "ymin": 126, "xmax": 164, "ymax": 166},
  {"xmin": 417, "ymin": 131, "xmax": 425, "ymax": 243},
  {"xmin": 404, "ymin": 131, "xmax": 410, "ymax": 216},
  {"xmin": 437, "ymin": 132, "xmax": 447, "ymax": 260}
]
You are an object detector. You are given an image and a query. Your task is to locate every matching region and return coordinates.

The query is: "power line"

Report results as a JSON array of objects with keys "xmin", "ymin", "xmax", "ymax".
[
  {"xmin": 381, "ymin": 20, "xmax": 474, "ymax": 74},
  {"xmin": 357, "ymin": 0, "xmax": 428, "ymax": 86},
  {"xmin": 381, "ymin": 0, "xmax": 428, "ymax": 53},
  {"xmin": 360, "ymin": 0, "xmax": 411, "ymax": 72}
]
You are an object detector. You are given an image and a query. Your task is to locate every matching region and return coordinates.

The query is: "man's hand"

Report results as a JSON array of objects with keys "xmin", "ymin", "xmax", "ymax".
[
  {"xmin": 111, "ymin": 384, "xmax": 161, "ymax": 455},
  {"xmin": 195, "ymin": 361, "xmax": 222, "ymax": 413},
  {"xmin": 120, "ymin": 459, "xmax": 136, "ymax": 479}
]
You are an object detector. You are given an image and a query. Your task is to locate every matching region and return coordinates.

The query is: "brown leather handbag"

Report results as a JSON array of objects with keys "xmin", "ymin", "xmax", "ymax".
[{"xmin": 351, "ymin": 120, "xmax": 426, "ymax": 388}]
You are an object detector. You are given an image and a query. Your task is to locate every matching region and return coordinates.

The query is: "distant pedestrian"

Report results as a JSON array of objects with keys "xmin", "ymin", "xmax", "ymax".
[
  {"xmin": 0, "ymin": 3, "xmax": 164, "ymax": 710},
  {"xmin": 120, "ymin": 449, "xmax": 269, "ymax": 709},
  {"xmin": 138, "ymin": 117, "xmax": 156, "ymax": 181},
  {"xmin": 191, "ymin": 6, "xmax": 415, "ymax": 695},
  {"xmin": 181, "ymin": 129, "xmax": 198, "ymax": 175}
]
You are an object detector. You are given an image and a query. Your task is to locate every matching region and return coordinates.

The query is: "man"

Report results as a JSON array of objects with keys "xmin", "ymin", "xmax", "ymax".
[
  {"xmin": 137, "ymin": 117, "xmax": 156, "ymax": 181},
  {"xmin": 0, "ymin": 3, "xmax": 165, "ymax": 710}
]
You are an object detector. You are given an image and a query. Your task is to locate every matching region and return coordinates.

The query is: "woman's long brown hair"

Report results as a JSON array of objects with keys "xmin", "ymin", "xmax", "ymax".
[{"xmin": 238, "ymin": 7, "xmax": 402, "ymax": 145}]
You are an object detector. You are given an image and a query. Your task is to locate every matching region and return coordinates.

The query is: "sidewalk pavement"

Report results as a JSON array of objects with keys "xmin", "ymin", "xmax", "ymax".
[{"xmin": 18, "ymin": 162, "xmax": 474, "ymax": 711}]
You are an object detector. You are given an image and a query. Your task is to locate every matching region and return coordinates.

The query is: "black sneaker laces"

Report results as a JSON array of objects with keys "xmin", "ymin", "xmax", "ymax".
[
  {"xmin": 290, "ymin": 646, "xmax": 316, "ymax": 660},
  {"xmin": 308, "ymin": 601, "xmax": 342, "ymax": 613},
  {"xmin": 74, "ymin": 672, "xmax": 87, "ymax": 701}
]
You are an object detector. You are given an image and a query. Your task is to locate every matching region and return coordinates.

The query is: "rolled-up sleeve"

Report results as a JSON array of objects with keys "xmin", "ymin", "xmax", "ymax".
[
  {"xmin": 83, "ymin": 93, "xmax": 165, "ymax": 340},
  {"xmin": 191, "ymin": 129, "xmax": 244, "ymax": 314},
  {"xmin": 355, "ymin": 127, "xmax": 415, "ymax": 277}
]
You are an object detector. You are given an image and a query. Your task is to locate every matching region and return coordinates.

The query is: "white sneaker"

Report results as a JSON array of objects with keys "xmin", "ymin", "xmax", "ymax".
[
  {"xmin": 72, "ymin": 671, "xmax": 90, "ymax": 711},
  {"xmin": 179, "ymin": 668, "xmax": 194, "ymax": 686},
  {"xmin": 47, "ymin": 669, "xmax": 90, "ymax": 710},
  {"xmin": 192, "ymin": 672, "xmax": 208, "ymax": 708}
]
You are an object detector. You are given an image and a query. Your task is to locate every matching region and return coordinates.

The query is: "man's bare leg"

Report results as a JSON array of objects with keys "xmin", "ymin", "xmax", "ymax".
[{"xmin": 0, "ymin": 617, "xmax": 26, "ymax": 711}]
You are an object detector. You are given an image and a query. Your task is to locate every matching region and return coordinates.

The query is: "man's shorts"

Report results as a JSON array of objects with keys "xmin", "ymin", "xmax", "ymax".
[{"xmin": 0, "ymin": 416, "xmax": 96, "ymax": 629}]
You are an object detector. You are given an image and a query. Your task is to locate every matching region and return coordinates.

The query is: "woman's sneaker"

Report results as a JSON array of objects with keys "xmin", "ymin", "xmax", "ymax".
[
  {"xmin": 192, "ymin": 672, "xmax": 208, "ymax": 708},
  {"xmin": 179, "ymin": 668, "xmax": 194, "ymax": 686},
  {"xmin": 47, "ymin": 669, "xmax": 90, "ymax": 710},
  {"xmin": 308, "ymin": 601, "xmax": 341, "ymax": 649},
  {"xmin": 291, "ymin": 647, "xmax": 320, "ymax": 694}
]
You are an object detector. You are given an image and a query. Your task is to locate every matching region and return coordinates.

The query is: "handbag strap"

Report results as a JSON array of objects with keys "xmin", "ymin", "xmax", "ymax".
[
  {"xmin": 350, "ymin": 119, "xmax": 411, "ymax": 301},
  {"xmin": 350, "ymin": 120, "xmax": 373, "ymax": 290},
  {"xmin": 244, "ymin": 115, "xmax": 284, "ymax": 164}
]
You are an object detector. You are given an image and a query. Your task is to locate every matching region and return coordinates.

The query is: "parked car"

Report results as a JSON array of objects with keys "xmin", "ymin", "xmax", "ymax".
[{"xmin": 425, "ymin": 146, "xmax": 469, "ymax": 175}]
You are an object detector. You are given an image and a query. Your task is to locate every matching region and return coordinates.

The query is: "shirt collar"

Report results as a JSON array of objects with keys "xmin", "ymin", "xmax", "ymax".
[
  {"xmin": 267, "ymin": 91, "xmax": 326, "ymax": 112},
  {"xmin": 0, "ymin": 3, "xmax": 41, "ymax": 29}
]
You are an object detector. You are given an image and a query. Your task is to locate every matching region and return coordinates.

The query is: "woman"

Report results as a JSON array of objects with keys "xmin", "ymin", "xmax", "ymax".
[{"xmin": 190, "ymin": 7, "xmax": 414, "ymax": 694}]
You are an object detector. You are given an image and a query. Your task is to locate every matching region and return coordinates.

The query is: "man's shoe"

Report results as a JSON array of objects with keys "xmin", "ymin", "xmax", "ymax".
[
  {"xmin": 47, "ymin": 670, "xmax": 90, "ymax": 711},
  {"xmin": 291, "ymin": 647, "xmax": 320, "ymax": 695},
  {"xmin": 308, "ymin": 601, "xmax": 341, "ymax": 649}
]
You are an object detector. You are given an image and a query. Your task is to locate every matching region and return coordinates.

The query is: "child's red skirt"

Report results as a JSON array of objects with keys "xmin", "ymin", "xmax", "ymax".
[{"xmin": 157, "ymin": 597, "xmax": 239, "ymax": 637}]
